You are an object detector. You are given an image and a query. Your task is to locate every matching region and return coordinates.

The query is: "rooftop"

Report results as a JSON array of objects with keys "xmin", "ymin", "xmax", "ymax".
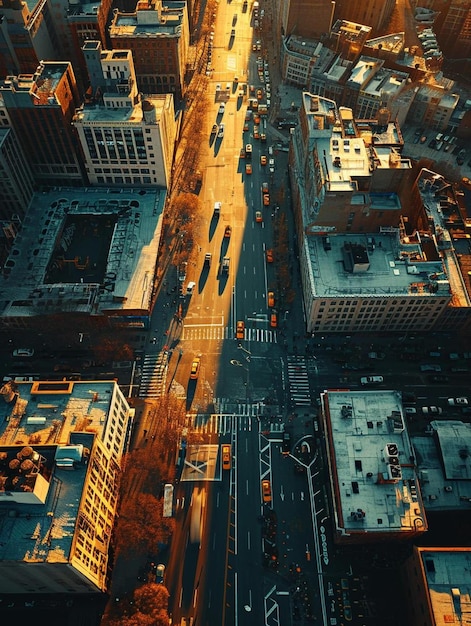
[
  {"xmin": 75, "ymin": 94, "xmax": 169, "ymax": 124},
  {"xmin": 411, "ymin": 421, "xmax": 471, "ymax": 510},
  {"xmin": 306, "ymin": 231, "xmax": 450, "ymax": 298},
  {"xmin": 0, "ymin": 380, "xmax": 124, "ymax": 571},
  {"xmin": 347, "ymin": 57, "xmax": 384, "ymax": 89},
  {"xmin": 361, "ymin": 67, "xmax": 409, "ymax": 99},
  {"xmin": 323, "ymin": 389, "xmax": 427, "ymax": 537},
  {"xmin": 365, "ymin": 33, "xmax": 405, "ymax": 55},
  {"xmin": 110, "ymin": 1, "xmax": 185, "ymax": 38},
  {"xmin": 417, "ymin": 548, "xmax": 471, "ymax": 626},
  {"xmin": 0, "ymin": 380, "xmax": 117, "ymax": 449},
  {"xmin": 0, "ymin": 187, "xmax": 166, "ymax": 318}
]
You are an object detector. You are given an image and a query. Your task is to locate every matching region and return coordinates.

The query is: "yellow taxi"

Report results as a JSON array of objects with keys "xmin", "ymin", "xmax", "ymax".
[
  {"xmin": 262, "ymin": 479, "xmax": 272, "ymax": 502},
  {"xmin": 222, "ymin": 444, "xmax": 231, "ymax": 470},
  {"xmin": 190, "ymin": 357, "xmax": 200, "ymax": 379}
]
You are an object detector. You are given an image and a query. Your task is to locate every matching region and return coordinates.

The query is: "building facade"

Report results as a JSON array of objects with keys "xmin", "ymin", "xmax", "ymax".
[
  {"xmin": 289, "ymin": 94, "xmax": 471, "ymax": 333},
  {"xmin": 0, "ymin": 379, "xmax": 132, "ymax": 593},
  {"xmin": 74, "ymin": 42, "xmax": 176, "ymax": 188},
  {"xmin": 0, "ymin": 127, "xmax": 35, "ymax": 220},
  {"xmin": 402, "ymin": 547, "xmax": 471, "ymax": 626},
  {"xmin": 334, "ymin": 0, "xmax": 396, "ymax": 34},
  {"xmin": 109, "ymin": 0, "xmax": 190, "ymax": 99},
  {"xmin": 0, "ymin": 61, "xmax": 85, "ymax": 186}
]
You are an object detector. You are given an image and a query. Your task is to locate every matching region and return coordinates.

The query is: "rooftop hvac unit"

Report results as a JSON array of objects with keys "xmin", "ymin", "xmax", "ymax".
[
  {"xmin": 55, "ymin": 458, "xmax": 75, "ymax": 469},
  {"xmin": 26, "ymin": 416, "xmax": 46, "ymax": 425},
  {"xmin": 385, "ymin": 443, "xmax": 398, "ymax": 458},
  {"xmin": 388, "ymin": 464, "xmax": 402, "ymax": 480}
]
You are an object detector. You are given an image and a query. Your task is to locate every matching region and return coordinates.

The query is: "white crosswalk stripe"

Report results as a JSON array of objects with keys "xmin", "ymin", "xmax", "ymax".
[
  {"xmin": 213, "ymin": 398, "xmax": 265, "ymax": 416},
  {"xmin": 181, "ymin": 326, "xmax": 277, "ymax": 343},
  {"xmin": 192, "ymin": 413, "xmax": 254, "ymax": 434},
  {"xmin": 286, "ymin": 356, "xmax": 312, "ymax": 406},
  {"xmin": 138, "ymin": 353, "xmax": 168, "ymax": 398}
]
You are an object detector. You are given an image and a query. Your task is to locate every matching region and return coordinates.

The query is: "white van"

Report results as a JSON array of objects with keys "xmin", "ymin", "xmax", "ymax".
[{"xmin": 186, "ymin": 281, "xmax": 196, "ymax": 295}]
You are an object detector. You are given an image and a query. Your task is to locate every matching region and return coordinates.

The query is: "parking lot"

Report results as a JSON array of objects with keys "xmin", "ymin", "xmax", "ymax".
[{"xmin": 401, "ymin": 124, "xmax": 471, "ymax": 181}]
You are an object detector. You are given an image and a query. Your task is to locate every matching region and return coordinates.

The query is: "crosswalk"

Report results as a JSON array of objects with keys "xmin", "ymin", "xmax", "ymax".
[
  {"xmin": 213, "ymin": 398, "xmax": 266, "ymax": 416},
  {"xmin": 286, "ymin": 356, "xmax": 312, "ymax": 407},
  {"xmin": 138, "ymin": 353, "xmax": 168, "ymax": 398},
  {"xmin": 182, "ymin": 326, "xmax": 277, "ymax": 343},
  {"xmin": 191, "ymin": 412, "xmax": 286, "ymax": 435}
]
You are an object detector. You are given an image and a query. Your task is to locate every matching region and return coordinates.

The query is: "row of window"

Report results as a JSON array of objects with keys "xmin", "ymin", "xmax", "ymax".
[
  {"xmin": 96, "ymin": 175, "xmax": 154, "ymax": 184},
  {"xmin": 92, "ymin": 167, "xmax": 156, "ymax": 174}
]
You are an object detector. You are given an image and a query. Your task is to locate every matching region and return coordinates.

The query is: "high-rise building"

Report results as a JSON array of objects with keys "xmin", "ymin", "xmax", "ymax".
[
  {"xmin": 402, "ymin": 547, "xmax": 471, "ymax": 625},
  {"xmin": 334, "ymin": 0, "xmax": 396, "ymax": 34},
  {"xmin": 0, "ymin": 0, "xmax": 60, "ymax": 75},
  {"xmin": 74, "ymin": 41, "xmax": 176, "ymax": 188},
  {"xmin": 109, "ymin": 0, "xmax": 190, "ymax": 98},
  {"xmin": 288, "ymin": 93, "xmax": 468, "ymax": 334},
  {"xmin": 0, "ymin": 61, "xmax": 85, "ymax": 186},
  {"xmin": 66, "ymin": 0, "xmax": 114, "ymax": 93},
  {"xmin": 435, "ymin": 0, "xmax": 471, "ymax": 59},
  {"xmin": 0, "ymin": 379, "xmax": 133, "ymax": 593},
  {"xmin": 274, "ymin": 0, "xmax": 336, "ymax": 40},
  {"xmin": 0, "ymin": 126, "xmax": 35, "ymax": 220},
  {"xmin": 320, "ymin": 388, "xmax": 428, "ymax": 544}
]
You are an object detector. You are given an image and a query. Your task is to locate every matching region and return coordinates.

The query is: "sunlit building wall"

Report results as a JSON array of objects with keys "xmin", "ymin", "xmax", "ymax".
[
  {"xmin": 0, "ymin": 380, "xmax": 132, "ymax": 593},
  {"xmin": 0, "ymin": 61, "xmax": 85, "ymax": 186},
  {"xmin": 109, "ymin": 0, "xmax": 190, "ymax": 98}
]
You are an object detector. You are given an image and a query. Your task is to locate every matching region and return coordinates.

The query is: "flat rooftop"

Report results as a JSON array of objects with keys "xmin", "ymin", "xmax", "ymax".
[
  {"xmin": 0, "ymin": 441, "xmax": 89, "ymax": 565},
  {"xmin": 0, "ymin": 380, "xmax": 117, "ymax": 447},
  {"xmin": 417, "ymin": 548, "xmax": 471, "ymax": 626},
  {"xmin": 365, "ymin": 33, "xmax": 405, "ymax": 55},
  {"xmin": 0, "ymin": 187, "xmax": 166, "ymax": 318},
  {"xmin": 324, "ymin": 389, "xmax": 427, "ymax": 536},
  {"xmin": 411, "ymin": 421, "xmax": 471, "ymax": 510},
  {"xmin": 0, "ymin": 380, "xmax": 118, "ymax": 564},
  {"xmin": 76, "ymin": 93, "xmax": 169, "ymax": 123},
  {"xmin": 346, "ymin": 57, "xmax": 383, "ymax": 89},
  {"xmin": 362, "ymin": 68, "xmax": 409, "ymax": 99},
  {"xmin": 306, "ymin": 231, "xmax": 450, "ymax": 298}
]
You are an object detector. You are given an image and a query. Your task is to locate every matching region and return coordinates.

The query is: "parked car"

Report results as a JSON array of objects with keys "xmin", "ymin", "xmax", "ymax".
[
  {"xmin": 404, "ymin": 407, "xmax": 417, "ymax": 415},
  {"xmin": 267, "ymin": 291, "xmax": 275, "ymax": 307},
  {"xmin": 421, "ymin": 406, "xmax": 442, "ymax": 414},
  {"xmin": 155, "ymin": 564, "xmax": 165, "ymax": 584},
  {"xmin": 448, "ymin": 397, "xmax": 468, "ymax": 406},
  {"xmin": 266, "ymin": 249, "xmax": 274, "ymax": 263},
  {"xmin": 360, "ymin": 376, "xmax": 383, "ymax": 385},
  {"xmin": 13, "ymin": 348, "xmax": 34, "ymax": 358},
  {"xmin": 224, "ymin": 225, "xmax": 232, "ymax": 238}
]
